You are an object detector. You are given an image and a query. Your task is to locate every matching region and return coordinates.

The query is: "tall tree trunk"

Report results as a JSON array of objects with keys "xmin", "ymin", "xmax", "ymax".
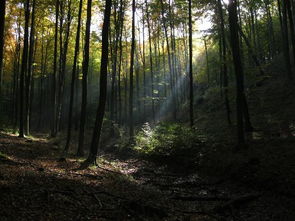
[
  {"xmin": 117, "ymin": 0, "xmax": 125, "ymax": 125},
  {"xmin": 204, "ymin": 38, "xmax": 210, "ymax": 84},
  {"xmin": 159, "ymin": 0, "xmax": 177, "ymax": 120},
  {"xmin": 280, "ymin": 0, "xmax": 292, "ymax": 78},
  {"xmin": 19, "ymin": 0, "xmax": 30, "ymax": 138},
  {"xmin": 286, "ymin": 0, "xmax": 295, "ymax": 64},
  {"xmin": 145, "ymin": 0, "xmax": 155, "ymax": 122},
  {"xmin": 264, "ymin": 0, "xmax": 275, "ymax": 59},
  {"xmin": 0, "ymin": 0, "xmax": 6, "ymax": 97},
  {"xmin": 135, "ymin": 43, "xmax": 140, "ymax": 121},
  {"xmin": 83, "ymin": 0, "xmax": 112, "ymax": 166},
  {"xmin": 129, "ymin": 0, "xmax": 135, "ymax": 138},
  {"xmin": 228, "ymin": 0, "xmax": 246, "ymax": 145},
  {"xmin": 110, "ymin": 1, "xmax": 120, "ymax": 126},
  {"xmin": 57, "ymin": 0, "xmax": 72, "ymax": 132},
  {"xmin": 78, "ymin": 0, "xmax": 92, "ymax": 156},
  {"xmin": 188, "ymin": 0, "xmax": 194, "ymax": 127},
  {"xmin": 64, "ymin": 0, "xmax": 83, "ymax": 156},
  {"xmin": 51, "ymin": 0, "xmax": 59, "ymax": 137},
  {"xmin": 142, "ymin": 7, "xmax": 146, "ymax": 118},
  {"xmin": 25, "ymin": 0, "xmax": 36, "ymax": 136},
  {"xmin": 217, "ymin": 0, "xmax": 231, "ymax": 125},
  {"xmin": 13, "ymin": 13, "xmax": 21, "ymax": 132}
]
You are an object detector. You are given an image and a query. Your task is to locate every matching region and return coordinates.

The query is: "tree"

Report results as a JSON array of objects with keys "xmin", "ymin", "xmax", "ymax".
[
  {"xmin": 83, "ymin": 0, "xmax": 112, "ymax": 166},
  {"xmin": 19, "ymin": 0, "xmax": 31, "ymax": 138},
  {"xmin": 56, "ymin": 0, "xmax": 72, "ymax": 132},
  {"xmin": 159, "ymin": 0, "xmax": 176, "ymax": 120},
  {"xmin": 144, "ymin": 0, "xmax": 155, "ymax": 122},
  {"xmin": 78, "ymin": 0, "xmax": 92, "ymax": 157},
  {"xmin": 117, "ymin": 0, "xmax": 125, "ymax": 125},
  {"xmin": 110, "ymin": 0, "xmax": 120, "ymax": 127},
  {"xmin": 129, "ymin": 0, "xmax": 136, "ymax": 138},
  {"xmin": 279, "ymin": 0, "xmax": 292, "ymax": 78},
  {"xmin": 64, "ymin": 0, "xmax": 83, "ymax": 156},
  {"xmin": 0, "ymin": 0, "xmax": 6, "ymax": 96},
  {"xmin": 217, "ymin": 0, "xmax": 231, "ymax": 125},
  {"xmin": 25, "ymin": 0, "xmax": 36, "ymax": 135},
  {"xmin": 188, "ymin": 0, "xmax": 194, "ymax": 128},
  {"xmin": 285, "ymin": 0, "xmax": 295, "ymax": 65},
  {"xmin": 51, "ymin": 0, "xmax": 59, "ymax": 137},
  {"xmin": 228, "ymin": 0, "xmax": 246, "ymax": 145}
]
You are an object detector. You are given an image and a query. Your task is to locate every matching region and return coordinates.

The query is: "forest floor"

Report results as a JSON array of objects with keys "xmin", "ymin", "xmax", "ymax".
[{"xmin": 1, "ymin": 131, "xmax": 295, "ymax": 221}]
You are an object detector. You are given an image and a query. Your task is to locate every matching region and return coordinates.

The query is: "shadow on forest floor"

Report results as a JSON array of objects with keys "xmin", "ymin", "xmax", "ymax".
[{"xmin": 1, "ymin": 132, "xmax": 295, "ymax": 220}]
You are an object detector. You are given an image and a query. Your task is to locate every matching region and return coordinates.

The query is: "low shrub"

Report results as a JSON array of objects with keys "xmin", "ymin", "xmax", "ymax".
[{"xmin": 134, "ymin": 123, "xmax": 205, "ymax": 172}]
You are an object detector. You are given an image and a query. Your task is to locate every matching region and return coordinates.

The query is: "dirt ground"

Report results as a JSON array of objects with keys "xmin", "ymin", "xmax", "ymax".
[{"xmin": 0, "ymin": 132, "xmax": 295, "ymax": 221}]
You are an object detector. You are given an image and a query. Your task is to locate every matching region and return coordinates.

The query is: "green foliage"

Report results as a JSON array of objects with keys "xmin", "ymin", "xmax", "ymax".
[{"xmin": 134, "ymin": 123, "xmax": 205, "ymax": 172}]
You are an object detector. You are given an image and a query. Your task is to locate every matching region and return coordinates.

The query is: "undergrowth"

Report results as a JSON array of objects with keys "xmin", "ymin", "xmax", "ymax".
[{"xmin": 134, "ymin": 123, "xmax": 205, "ymax": 172}]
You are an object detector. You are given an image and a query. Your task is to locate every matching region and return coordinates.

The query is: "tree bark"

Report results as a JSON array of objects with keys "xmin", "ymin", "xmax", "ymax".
[
  {"xmin": 56, "ymin": 0, "xmax": 72, "ymax": 132},
  {"xmin": 217, "ymin": 0, "xmax": 231, "ymax": 125},
  {"xmin": 188, "ymin": 0, "xmax": 194, "ymax": 128},
  {"xmin": 0, "ymin": 0, "xmax": 6, "ymax": 96},
  {"xmin": 25, "ymin": 0, "xmax": 36, "ymax": 136},
  {"xmin": 228, "ymin": 0, "xmax": 246, "ymax": 145},
  {"xmin": 78, "ymin": 0, "xmax": 92, "ymax": 156},
  {"xmin": 51, "ymin": 0, "xmax": 59, "ymax": 137},
  {"xmin": 19, "ymin": 0, "xmax": 30, "ymax": 138},
  {"xmin": 129, "ymin": 0, "xmax": 136, "ymax": 138},
  {"xmin": 83, "ymin": 0, "xmax": 112, "ymax": 166},
  {"xmin": 280, "ymin": 0, "xmax": 292, "ymax": 78},
  {"xmin": 64, "ymin": 0, "xmax": 83, "ymax": 156},
  {"xmin": 159, "ymin": 0, "xmax": 177, "ymax": 120},
  {"xmin": 145, "ymin": 0, "xmax": 155, "ymax": 122}
]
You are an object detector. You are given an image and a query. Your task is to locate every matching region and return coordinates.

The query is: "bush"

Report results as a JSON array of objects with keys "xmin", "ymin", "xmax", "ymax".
[{"xmin": 134, "ymin": 123, "xmax": 205, "ymax": 172}]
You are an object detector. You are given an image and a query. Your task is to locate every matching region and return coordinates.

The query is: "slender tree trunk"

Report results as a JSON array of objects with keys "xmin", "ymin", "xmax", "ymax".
[
  {"xmin": 228, "ymin": 0, "xmax": 246, "ymax": 145},
  {"xmin": 25, "ymin": 0, "xmax": 36, "ymax": 136},
  {"xmin": 217, "ymin": 0, "xmax": 231, "ymax": 125},
  {"xmin": 13, "ymin": 15, "xmax": 21, "ymax": 132},
  {"xmin": 38, "ymin": 26, "xmax": 45, "ymax": 130},
  {"xmin": 188, "ymin": 0, "xmax": 194, "ymax": 127},
  {"xmin": 286, "ymin": 0, "xmax": 295, "ymax": 64},
  {"xmin": 64, "ymin": 0, "xmax": 83, "ymax": 156},
  {"xmin": 51, "ymin": 0, "xmax": 59, "ymax": 137},
  {"xmin": 19, "ymin": 0, "xmax": 30, "ymax": 138},
  {"xmin": 159, "ymin": 0, "xmax": 177, "ymax": 120},
  {"xmin": 264, "ymin": 0, "xmax": 275, "ymax": 59},
  {"xmin": 57, "ymin": 1, "xmax": 64, "ymax": 132},
  {"xmin": 0, "ymin": 0, "xmax": 6, "ymax": 97},
  {"xmin": 249, "ymin": 6, "xmax": 257, "ymax": 54},
  {"xmin": 145, "ymin": 0, "xmax": 155, "ymax": 122},
  {"xmin": 78, "ymin": 0, "xmax": 92, "ymax": 156},
  {"xmin": 142, "ymin": 6, "xmax": 146, "ymax": 118},
  {"xmin": 117, "ymin": 0, "xmax": 125, "ymax": 125},
  {"xmin": 135, "ymin": 46, "xmax": 140, "ymax": 121},
  {"xmin": 57, "ymin": 0, "xmax": 72, "ymax": 132},
  {"xmin": 281, "ymin": 0, "xmax": 293, "ymax": 78},
  {"xmin": 83, "ymin": 0, "xmax": 112, "ymax": 166},
  {"xmin": 129, "ymin": 0, "xmax": 135, "ymax": 138},
  {"xmin": 110, "ymin": 2, "xmax": 119, "ymax": 126},
  {"xmin": 162, "ymin": 40, "xmax": 167, "ymax": 98},
  {"xmin": 204, "ymin": 38, "xmax": 210, "ymax": 84}
]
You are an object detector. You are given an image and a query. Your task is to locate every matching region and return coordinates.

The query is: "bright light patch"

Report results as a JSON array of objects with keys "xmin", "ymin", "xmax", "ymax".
[{"xmin": 223, "ymin": 0, "xmax": 230, "ymax": 5}]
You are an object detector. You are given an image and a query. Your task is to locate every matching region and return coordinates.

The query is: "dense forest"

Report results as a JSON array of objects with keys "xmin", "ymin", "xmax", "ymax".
[{"xmin": 1, "ymin": 0, "xmax": 295, "ymax": 220}]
